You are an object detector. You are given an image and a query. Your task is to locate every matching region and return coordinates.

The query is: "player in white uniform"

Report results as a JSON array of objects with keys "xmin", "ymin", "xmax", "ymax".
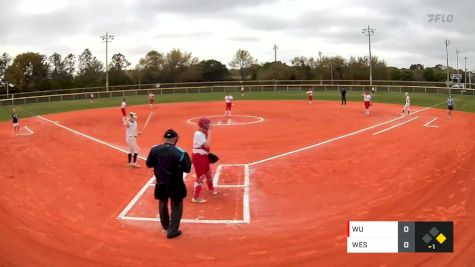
[
  {"xmin": 363, "ymin": 91, "xmax": 372, "ymax": 115},
  {"xmin": 124, "ymin": 112, "xmax": 141, "ymax": 167},
  {"xmin": 224, "ymin": 93, "xmax": 234, "ymax": 116},
  {"xmin": 241, "ymin": 86, "xmax": 245, "ymax": 96},
  {"xmin": 401, "ymin": 92, "xmax": 410, "ymax": 116},
  {"xmin": 149, "ymin": 93, "xmax": 155, "ymax": 108}
]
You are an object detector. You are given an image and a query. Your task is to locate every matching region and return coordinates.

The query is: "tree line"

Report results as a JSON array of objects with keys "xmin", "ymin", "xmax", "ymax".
[{"xmin": 0, "ymin": 48, "xmax": 469, "ymax": 94}]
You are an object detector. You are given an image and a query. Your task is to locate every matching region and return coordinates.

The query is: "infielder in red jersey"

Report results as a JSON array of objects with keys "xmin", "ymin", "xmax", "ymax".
[
  {"xmin": 306, "ymin": 89, "xmax": 313, "ymax": 104},
  {"xmin": 224, "ymin": 93, "xmax": 234, "ymax": 116},
  {"xmin": 362, "ymin": 91, "xmax": 372, "ymax": 115},
  {"xmin": 191, "ymin": 117, "xmax": 217, "ymax": 203}
]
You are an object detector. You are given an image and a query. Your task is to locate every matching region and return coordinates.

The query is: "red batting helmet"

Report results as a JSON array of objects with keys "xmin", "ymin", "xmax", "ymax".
[{"xmin": 198, "ymin": 117, "xmax": 211, "ymax": 130}]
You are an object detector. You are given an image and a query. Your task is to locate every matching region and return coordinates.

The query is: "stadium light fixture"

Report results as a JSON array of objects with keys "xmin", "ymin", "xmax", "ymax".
[{"xmin": 100, "ymin": 32, "xmax": 114, "ymax": 92}]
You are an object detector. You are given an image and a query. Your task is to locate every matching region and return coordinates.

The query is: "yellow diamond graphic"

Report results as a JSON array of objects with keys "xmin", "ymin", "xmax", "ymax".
[{"xmin": 436, "ymin": 233, "xmax": 447, "ymax": 244}]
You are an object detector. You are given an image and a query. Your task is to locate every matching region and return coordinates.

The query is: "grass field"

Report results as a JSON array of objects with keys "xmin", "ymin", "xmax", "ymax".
[{"xmin": 0, "ymin": 91, "xmax": 473, "ymax": 121}]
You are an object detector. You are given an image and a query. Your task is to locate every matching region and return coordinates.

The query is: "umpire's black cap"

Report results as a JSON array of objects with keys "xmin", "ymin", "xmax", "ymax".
[{"xmin": 164, "ymin": 129, "xmax": 178, "ymax": 138}]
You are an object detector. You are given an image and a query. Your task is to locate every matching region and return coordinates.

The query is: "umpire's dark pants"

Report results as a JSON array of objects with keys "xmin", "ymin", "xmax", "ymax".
[
  {"xmin": 159, "ymin": 198, "xmax": 183, "ymax": 235},
  {"xmin": 341, "ymin": 95, "xmax": 346, "ymax": 105}
]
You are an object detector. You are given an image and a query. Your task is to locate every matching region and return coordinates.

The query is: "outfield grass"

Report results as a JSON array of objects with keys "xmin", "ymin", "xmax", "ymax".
[{"xmin": 0, "ymin": 91, "xmax": 473, "ymax": 121}]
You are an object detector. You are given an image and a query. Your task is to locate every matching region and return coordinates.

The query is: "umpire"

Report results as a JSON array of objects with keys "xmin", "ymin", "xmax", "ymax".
[{"xmin": 146, "ymin": 129, "xmax": 191, "ymax": 239}]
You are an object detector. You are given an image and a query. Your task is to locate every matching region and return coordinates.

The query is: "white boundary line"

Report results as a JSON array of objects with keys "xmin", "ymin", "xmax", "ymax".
[
  {"xmin": 37, "ymin": 115, "xmax": 147, "ymax": 160},
  {"xmin": 117, "ymin": 176, "xmax": 156, "ymax": 218},
  {"xmin": 243, "ymin": 164, "xmax": 250, "ymax": 223},
  {"xmin": 424, "ymin": 117, "xmax": 439, "ymax": 128},
  {"xmin": 248, "ymin": 102, "xmax": 445, "ymax": 166},
  {"xmin": 187, "ymin": 115, "xmax": 264, "ymax": 126},
  {"xmin": 372, "ymin": 116, "xmax": 420, "ymax": 136},
  {"xmin": 118, "ymin": 216, "xmax": 246, "ymax": 224},
  {"xmin": 118, "ymin": 163, "xmax": 250, "ymax": 224},
  {"xmin": 18, "ymin": 126, "xmax": 34, "ymax": 136},
  {"xmin": 212, "ymin": 165, "xmax": 224, "ymax": 188},
  {"xmin": 143, "ymin": 111, "xmax": 153, "ymax": 130}
]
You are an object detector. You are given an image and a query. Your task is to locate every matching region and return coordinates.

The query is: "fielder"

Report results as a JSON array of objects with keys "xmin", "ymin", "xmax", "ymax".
[
  {"xmin": 124, "ymin": 112, "xmax": 141, "ymax": 167},
  {"xmin": 191, "ymin": 117, "xmax": 217, "ymax": 203},
  {"xmin": 12, "ymin": 109, "xmax": 19, "ymax": 136},
  {"xmin": 447, "ymin": 95, "xmax": 455, "ymax": 118},
  {"xmin": 149, "ymin": 93, "xmax": 155, "ymax": 108},
  {"xmin": 306, "ymin": 89, "xmax": 313, "ymax": 104},
  {"xmin": 401, "ymin": 92, "xmax": 410, "ymax": 116},
  {"xmin": 363, "ymin": 91, "xmax": 372, "ymax": 115},
  {"xmin": 224, "ymin": 93, "xmax": 234, "ymax": 116},
  {"xmin": 241, "ymin": 86, "xmax": 245, "ymax": 96}
]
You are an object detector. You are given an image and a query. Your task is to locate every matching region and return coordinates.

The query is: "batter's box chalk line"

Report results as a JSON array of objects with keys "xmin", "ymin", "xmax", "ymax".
[
  {"xmin": 117, "ymin": 164, "xmax": 251, "ymax": 224},
  {"xmin": 17, "ymin": 126, "xmax": 34, "ymax": 136}
]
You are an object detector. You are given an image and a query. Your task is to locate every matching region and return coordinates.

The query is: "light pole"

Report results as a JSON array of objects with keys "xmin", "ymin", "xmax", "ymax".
[
  {"xmin": 464, "ymin": 56, "xmax": 467, "ymax": 86},
  {"xmin": 100, "ymin": 32, "xmax": 114, "ymax": 92},
  {"xmin": 330, "ymin": 62, "xmax": 333, "ymax": 84},
  {"xmin": 318, "ymin": 50, "xmax": 322, "ymax": 84},
  {"xmin": 445, "ymin": 39, "xmax": 450, "ymax": 89},
  {"xmin": 362, "ymin": 25, "xmax": 375, "ymax": 87},
  {"xmin": 273, "ymin": 44, "xmax": 278, "ymax": 63}
]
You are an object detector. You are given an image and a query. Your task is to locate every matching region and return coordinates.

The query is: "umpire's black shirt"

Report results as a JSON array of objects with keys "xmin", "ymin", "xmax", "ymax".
[{"xmin": 146, "ymin": 143, "xmax": 192, "ymax": 200}]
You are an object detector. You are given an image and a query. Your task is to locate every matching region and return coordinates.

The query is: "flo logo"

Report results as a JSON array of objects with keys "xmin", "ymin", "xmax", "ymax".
[{"xmin": 428, "ymin": 14, "xmax": 454, "ymax": 23}]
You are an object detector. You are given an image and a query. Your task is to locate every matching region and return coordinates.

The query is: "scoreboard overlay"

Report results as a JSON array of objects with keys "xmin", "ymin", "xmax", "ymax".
[{"xmin": 347, "ymin": 221, "xmax": 453, "ymax": 253}]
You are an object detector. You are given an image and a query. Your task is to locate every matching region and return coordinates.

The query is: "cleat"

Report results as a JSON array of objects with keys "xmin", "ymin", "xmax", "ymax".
[
  {"xmin": 191, "ymin": 198, "xmax": 207, "ymax": 203},
  {"xmin": 132, "ymin": 163, "xmax": 141, "ymax": 168},
  {"xmin": 210, "ymin": 190, "xmax": 218, "ymax": 195},
  {"xmin": 167, "ymin": 230, "xmax": 182, "ymax": 239}
]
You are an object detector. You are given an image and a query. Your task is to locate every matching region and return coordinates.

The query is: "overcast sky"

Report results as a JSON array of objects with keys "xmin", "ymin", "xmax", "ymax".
[{"xmin": 1, "ymin": 0, "xmax": 474, "ymax": 69}]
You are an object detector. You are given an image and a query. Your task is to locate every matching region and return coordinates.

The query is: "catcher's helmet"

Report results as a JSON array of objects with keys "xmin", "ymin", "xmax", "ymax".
[{"xmin": 198, "ymin": 117, "xmax": 211, "ymax": 130}]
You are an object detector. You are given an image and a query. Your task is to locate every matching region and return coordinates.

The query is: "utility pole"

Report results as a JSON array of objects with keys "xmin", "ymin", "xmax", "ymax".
[
  {"xmin": 330, "ymin": 62, "xmax": 333, "ymax": 84},
  {"xmin": 464, "ymin": 56, "xmax": 467, "ymax": 86},
  {"xmin": 318, "ymin": 50, "xmax": 322, "ymax": 84},
  {"xmin": 273, "ymin": 44, "xmax": 278, "ymax": 63},
  {"xmin": 445, "ymin": 39, "xmax": 450, "ymax": 89},
  {"xmin": 362, "ymin": 25, "xmax": 375, "ymax": 87},
  {"xmin": 100, "ymin": 32, "xmax": 114, "ymax": 92}
]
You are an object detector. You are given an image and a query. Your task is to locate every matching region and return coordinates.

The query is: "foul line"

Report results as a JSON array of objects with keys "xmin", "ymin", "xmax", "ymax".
[
  {"xmin": 117, "ymin": 176, "xmax": 156, "ymax": 218},
  {"xmin": 143, "ymin": 111, "xmax": 153, "ymax": 130},
  {"xmin": 424, "ymin": 117, "xmax": 439, "ymax": 128},
  {"xmin": 248, "ymin": 101, "xmax": 445, "ymax": 166},
  {"xmin": 372, "ymin": 116, "xmax": 419, "ymax": 136},
  {"xmin": 37, "ymin": 115, "xmax": 147, "ymax": 160}
]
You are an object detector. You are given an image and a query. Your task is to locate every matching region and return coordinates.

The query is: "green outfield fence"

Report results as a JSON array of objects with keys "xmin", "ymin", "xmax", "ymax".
[{"xmin": 0, "ymin": 81, "xmax": 473, "ymax": 106}]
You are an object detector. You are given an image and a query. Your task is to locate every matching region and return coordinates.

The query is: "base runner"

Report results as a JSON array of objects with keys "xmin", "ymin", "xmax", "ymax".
[{"xmin": 402, "ymin": 92, "xmax": 410, "ymax": 116}]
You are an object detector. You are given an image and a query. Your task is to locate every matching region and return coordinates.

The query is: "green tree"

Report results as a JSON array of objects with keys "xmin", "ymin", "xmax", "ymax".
[
  {"xmin": 257, "ymin": 61, "xmax": 293, "ymax": 80},
  {"xmin": 5, "ymin": 52, "xmax": 50, "ymax": 92},
  {"xmin": 229, "ymin": 49, "xmax": 256, "ymax": 80},
  {"xmin": 0, "ymin": 52, "xmax": 12, "ymax": 92},
  {"xmin": 199, "ymin": 59, "xmax": 229, "ymax": 81},
  {"xmin": 161, "ymin": 49, "xmax": 196, "ymax": 82},
  {"xmin": 138, "ymin": 50, "xmax": 164, "ymax": 84},
  {"xmin": 109, "ymin": 53, "xmax": 133, "ymax": 85},
  {"xmin": 77, "ymin": 49, "xmax": 104, "ymax": 87}
]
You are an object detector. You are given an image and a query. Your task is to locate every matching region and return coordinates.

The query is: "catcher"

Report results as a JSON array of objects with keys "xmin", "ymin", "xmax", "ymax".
[{"xmin": 191, "ymin": 117, "xmax": 219, "ymax": 203}]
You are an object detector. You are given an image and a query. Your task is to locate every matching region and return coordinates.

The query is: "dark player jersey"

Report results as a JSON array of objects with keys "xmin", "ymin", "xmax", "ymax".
[{"xmin": 12, "ymin": 113, "xmax": 18, "ymax": 123}]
